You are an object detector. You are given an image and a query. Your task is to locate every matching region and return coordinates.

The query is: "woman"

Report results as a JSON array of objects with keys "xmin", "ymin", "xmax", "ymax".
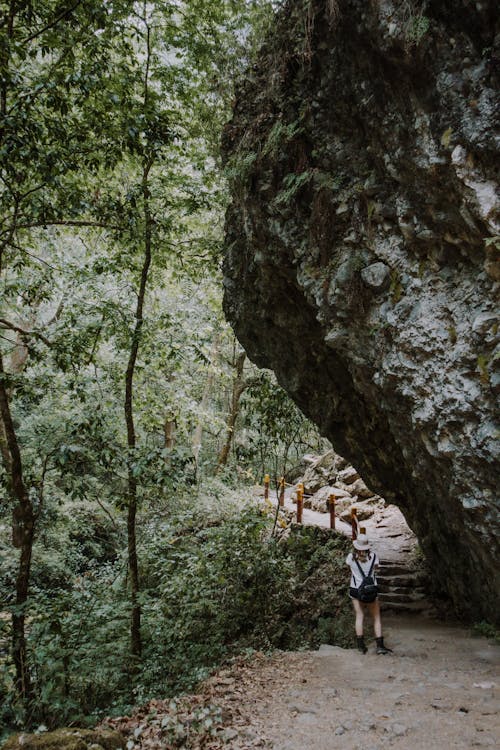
[{"xmin": 346, "ymin": 533, "xmax": 392, "ymax": 654}]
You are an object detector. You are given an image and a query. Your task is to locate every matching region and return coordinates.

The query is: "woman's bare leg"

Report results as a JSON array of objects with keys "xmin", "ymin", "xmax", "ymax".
[
  {"xmin": 368, "ymin": 599, "xmax": 382, "ymax": 637},
  {"xmin": 352, "ymin": 598, "xmax": 364, "ymax": 636}
]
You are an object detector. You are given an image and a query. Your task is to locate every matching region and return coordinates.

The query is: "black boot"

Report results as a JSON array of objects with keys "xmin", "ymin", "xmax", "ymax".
[
  {"xmin": 357, "ymin": 636, "xmax": 367, "ymax": 654},
  {"xmin": 376, "ymin": 636, "xmax": 392, "ymax": 654}
]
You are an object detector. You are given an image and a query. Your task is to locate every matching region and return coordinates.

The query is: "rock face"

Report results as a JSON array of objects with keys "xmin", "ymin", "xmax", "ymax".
[{"xmin": 222, "ymin": 0, "xmax": 500, "ymax": 622}]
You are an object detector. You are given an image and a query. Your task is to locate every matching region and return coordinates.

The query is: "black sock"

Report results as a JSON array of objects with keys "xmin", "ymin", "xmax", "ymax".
[
  {"xmin": 376, "ymin": 636, "xmax": 392, "ymax": 653},
  {"xmin": 357, "ymin": 636, "xmax": 367, "ymax": 653}
]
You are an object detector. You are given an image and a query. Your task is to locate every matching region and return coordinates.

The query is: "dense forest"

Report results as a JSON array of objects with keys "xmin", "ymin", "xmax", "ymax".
[{"xmin": 0, "ymin": 0, "xmax": 344, "ymax": 735}]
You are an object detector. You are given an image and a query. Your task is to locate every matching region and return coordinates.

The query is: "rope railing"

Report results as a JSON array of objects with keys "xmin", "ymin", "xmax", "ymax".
[
  {"xmin": 262, "ymin": 474, "xmax": 344, "ymax": 531},
  {"xmin": 262, "ymin": 474, "xmax": 365, "ymax": 536}
]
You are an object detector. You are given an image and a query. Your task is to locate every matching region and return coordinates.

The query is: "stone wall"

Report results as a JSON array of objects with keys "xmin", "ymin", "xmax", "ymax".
[{"xmin": 222, "ymin": 0, "xmax": 499, "ymax": 622}]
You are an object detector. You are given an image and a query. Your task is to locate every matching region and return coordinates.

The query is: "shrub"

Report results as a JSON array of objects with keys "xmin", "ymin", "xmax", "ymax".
[{"xmin": 1, "ymin": 501, "xmax": 353, "ymax": 732}]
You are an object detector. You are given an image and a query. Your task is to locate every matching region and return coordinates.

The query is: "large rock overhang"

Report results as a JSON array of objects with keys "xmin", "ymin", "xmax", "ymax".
[{"xmin": 222, "ymin": 0, "xmax": 499, "ymax": 622}]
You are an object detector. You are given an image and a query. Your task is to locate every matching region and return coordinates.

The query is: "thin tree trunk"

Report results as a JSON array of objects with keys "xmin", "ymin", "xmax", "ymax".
[
  {"xmin": 0, "ymin": 416, "xmax": 11, "ymax": 473},
  {"xmin": 192, "ymin": 334, "xmax": 220, "ymax": 472},
  {"xmin": 217, "ymin": 351, "xmax": 246, "ymax": 470},
  {"xmin": 124, "ymin": 155, "xmax": 153, "ymax": 658},
  {"xmin": 0, "ymin": 11, "xmax": 36, "ymax": 687},
  {"xmin": 0, "ymin": 352, "xmax": 34, "ymax": 707},
  {"xmin": 122, "ymin": 6, "xmax": 156, "ymax": 659},
  {"xmin": 164, "ymin": 417, "xmax": 176, "ymax": 450}
]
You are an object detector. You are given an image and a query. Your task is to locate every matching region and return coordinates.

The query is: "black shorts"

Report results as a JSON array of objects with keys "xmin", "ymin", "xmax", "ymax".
[{"xmin": 350, "ymin": 587, "xmax": 378, "ymax": 601}]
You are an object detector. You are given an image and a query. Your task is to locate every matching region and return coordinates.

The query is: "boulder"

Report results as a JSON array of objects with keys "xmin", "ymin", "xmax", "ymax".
[
  {"xmin": 223, "ymin": 0, "xmax": 500, "ymax": 623},
  {"xmin": 340, "ymin": 499, "xmax": 380, "ymax": 522},
  {"xmin": 361, "ymin": 262, "xmax": 391, "ymax": 292},
  {"xmin": 348, "ymin": 478, "xmax": 375, "ymax": 499},
  {"xmin": 337, "ymin": 467, "xmax": 360, "ymax": 486},
  {"xmin": 308, "ymin": 485, "xmax": 352, "ymax": 513},
  {"xmin": 300, "ymin": 449, "xmax": 349, "ymax": 492}
]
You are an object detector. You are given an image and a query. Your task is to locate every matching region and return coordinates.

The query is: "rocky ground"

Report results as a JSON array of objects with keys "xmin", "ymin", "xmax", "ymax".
[
  {"xmin": 99, "ymin": 476, "xmax": 499, "ymax": 750},
  {"xmin": 100, "ymin": 617, "xmax": 499, "ymax": 750},
  {"xmin": 234, "ymin": 616, "xmax": 500, "ymax": 750},
  {"xmin": 7, "ymin": 462, "xmax": 498, "ymax": 750}
]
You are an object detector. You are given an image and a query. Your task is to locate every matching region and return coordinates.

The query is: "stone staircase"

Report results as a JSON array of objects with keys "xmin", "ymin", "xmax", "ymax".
[{"xmin": 377, "ymin": 559, "xmax": 433, "ymax": 615}]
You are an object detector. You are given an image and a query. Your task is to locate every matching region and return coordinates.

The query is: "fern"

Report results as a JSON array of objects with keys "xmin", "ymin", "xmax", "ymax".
[
  {"xmin": 272, "ymin": 171, "xmax": 313, "ymax": 208},
  {"xmin": 262, "ymin": 120, "xmax": 303, "ymax": 157}
]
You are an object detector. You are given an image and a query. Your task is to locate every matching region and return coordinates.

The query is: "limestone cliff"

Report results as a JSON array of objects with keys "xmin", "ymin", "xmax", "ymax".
[{"xmin": 222, "ymin": 0, "xmax": 499, "ymax": 622}]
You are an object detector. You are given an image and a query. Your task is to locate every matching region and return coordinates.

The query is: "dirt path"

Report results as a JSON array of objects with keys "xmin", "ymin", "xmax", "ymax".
[
  {"xmin": 282, "ymin": 491, "xmax": 418, "ymax": 563},
  {"xmin": 221, "ymin": 497, "xmax": 499, "ymax": 748},
  {"xmin": 105, "ymin": 617, "xmax": 499, "ymax": 750},
  {"xmin": 105, "ymin": 497, "xmax": 498, "ymax": 750},
  {"xmin": 205, "ymin": 617, "xmax": 499, "ymax": 750}
]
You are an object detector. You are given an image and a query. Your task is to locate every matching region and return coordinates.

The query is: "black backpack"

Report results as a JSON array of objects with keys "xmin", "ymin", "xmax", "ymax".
[{"xmin": 354, "ymin": 554, "xmax": 378, "ymax": 602}]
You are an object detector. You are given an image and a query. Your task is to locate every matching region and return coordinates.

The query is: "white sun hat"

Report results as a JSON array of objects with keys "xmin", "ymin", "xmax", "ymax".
[{"xmin": 353, "ymin": 533, "xmax": 370, "ymax": 550}]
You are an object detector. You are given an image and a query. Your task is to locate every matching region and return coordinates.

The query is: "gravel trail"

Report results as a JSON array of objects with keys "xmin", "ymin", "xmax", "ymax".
[{"xmin": 225, "ymin": 617, "xmax": 499, "ymax": 750}]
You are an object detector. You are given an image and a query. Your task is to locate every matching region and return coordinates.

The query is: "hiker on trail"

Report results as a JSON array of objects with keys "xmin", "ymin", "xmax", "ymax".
[{"xmin": 346, "ymin": 533, "xmax": 392, "ymax": 655}]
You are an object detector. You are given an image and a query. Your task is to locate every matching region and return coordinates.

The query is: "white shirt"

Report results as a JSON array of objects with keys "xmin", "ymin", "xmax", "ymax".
[{"xmin": 346, "ymin": 551, "xmax": 379, "ymax": 588}]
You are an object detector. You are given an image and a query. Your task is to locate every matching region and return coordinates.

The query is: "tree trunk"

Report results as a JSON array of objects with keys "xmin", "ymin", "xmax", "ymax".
[
  {"xmin": 0, "ymin": 415, "xmax": 11, "ymax": 473},
  {"xmin": 164, "ymin": 416, "xmax": 176, "ymax": 450},
  {"xmin": 192, "ymin": 334, "xmax": 220, "ymax": 472},
  {"xmin": 0, "ymin": 352, "xmax": 34, "ymax": 707},
  {"xmin": 123, "ymin": 147, "xmax": 154, "ymax": 657},
  {"xmin": 217, "ymin": 351, "xmax": 246, "ymax": 470}
]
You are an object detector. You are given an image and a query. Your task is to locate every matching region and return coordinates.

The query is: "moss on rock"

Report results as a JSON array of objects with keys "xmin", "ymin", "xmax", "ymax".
[{"xmin": 2, "ymin": 729, "xmax": 124, "ymax": 750}]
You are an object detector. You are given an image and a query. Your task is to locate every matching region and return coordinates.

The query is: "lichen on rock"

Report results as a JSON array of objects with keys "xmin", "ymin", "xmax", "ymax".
[{"xmin": 222, "ymin": 0, "xmax": 500, "ymax": 622}]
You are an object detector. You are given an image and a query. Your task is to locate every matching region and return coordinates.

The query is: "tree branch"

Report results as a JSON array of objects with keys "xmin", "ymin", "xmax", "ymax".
[
  {"xmin": 21, "ymin": 1, "xmax": 84, "ymax": 46},
  {"xmin": 0, "ymin": 319, "xmax": 52, "ymax": 347},
  {"xmin": 12, "ymin": 220, "xmax": 123, "ymax": 232}
]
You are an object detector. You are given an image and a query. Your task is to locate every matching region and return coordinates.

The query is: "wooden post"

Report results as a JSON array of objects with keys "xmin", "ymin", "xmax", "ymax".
[
  {"xmin": 329, "ymin": 494, "xmax": 336, "ymax": 530},
  {"xmin": 296, "ymin": 484, "xmax": 304, "ymax": 524},
  {"xmin": 351, "ymin": 507, "xmax": 358, "ymax": 540},
  {"xmin": 264, "ymin": 474, "xmax": 270, "ymax": 501},
  {"xmin": 279, "ymin": 477, "xmax": 285, "ymax": 507}
]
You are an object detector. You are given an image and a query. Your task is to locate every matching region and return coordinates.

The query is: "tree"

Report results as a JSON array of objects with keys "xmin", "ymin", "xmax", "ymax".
[
  {"xmin": 0, "ymin": 0, "xmax": 134, "ymax": 712},
  {"xmin": 0, "ymin": 0, "xmax": 278, "ymax": 721}
]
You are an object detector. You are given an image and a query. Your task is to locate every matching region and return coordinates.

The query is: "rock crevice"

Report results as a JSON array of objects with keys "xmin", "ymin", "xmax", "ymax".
[{"xmin": 223, "ymin": 0, "xmax": 499, "ymax": 621}]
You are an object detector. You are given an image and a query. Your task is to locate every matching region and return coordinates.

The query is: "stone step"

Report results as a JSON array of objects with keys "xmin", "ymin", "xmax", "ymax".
[
  {"xmin": 380, "ymin": 599, "xmax": 433, "ymax": 614},
  {"xmin": 378, "ymin": 591, "xmax": 427, "ymax": 604},
  {"xmin": 378, "ymin": 584, "xmax": 426, "ymax": 596},
  {"xmin": 377, "ymin": 562, "xmax": 416, "ymax": 576},
  {"xmin": 377, "ymin": 574, "xmax": 425, "ymax": 589}
]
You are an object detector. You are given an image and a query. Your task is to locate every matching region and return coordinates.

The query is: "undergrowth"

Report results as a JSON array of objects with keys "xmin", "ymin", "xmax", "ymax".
[
  {"xmin": 471, "ymin": 621, "xmax": 500, "ymax": 643},
  {"xmin": 0, "ymin": 492, "xmax": 352, "ymax": 736}
]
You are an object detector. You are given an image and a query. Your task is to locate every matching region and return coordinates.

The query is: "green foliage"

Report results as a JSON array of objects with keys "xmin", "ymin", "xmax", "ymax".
[
  {"xmin": 0, "ymin": 500, "xmax": 352, "ymax": 732},
  {"xmin": 0, "ymin": 0, "xmax": 343, "ymax": 736},
  {"xmin": 405, "ymin": 14, "xmax": 430, "ymax": 46},
  {"xmin": 272, "ymin": 171, "xmax": 313, "ymax": 210},
  {"xmin": 239, "ymin": 371, "xmax": 325, "ymax": 479},
  {"xmin": 140, "ymin": 507, "xmax": 292, "ymax": 691},
  {"xmin": 476, "ymin": 354, "xmax": 490, "ymax": 385},
  {"xmin": 471, "ymin": 621, "xmax": 500, "ymax": 642},
  {"xmin": 484, "ymin": 235, "xmax": 500, "ymax": 251},
  {"xmin": 313, "ymin": 171, "xmax": 343, "ymax": 192},
  {"xmin": 262, "ymin": 120, "xmax": 303, "ymax": 158},
  {"xmin": 224, "ymin": 150, "xmax": 259, "ymax": 188},
  {"xmin": 389, "ymin": 269, "xmax": 403, "ymax": 304}
]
